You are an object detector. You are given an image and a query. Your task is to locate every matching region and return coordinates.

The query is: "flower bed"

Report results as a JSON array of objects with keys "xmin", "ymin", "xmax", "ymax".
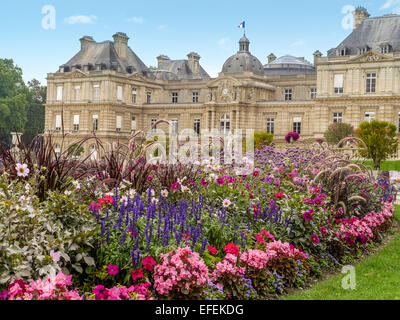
[{"xmin": 0, "ymin": 140, "xmax": 397, "ymax": 300}]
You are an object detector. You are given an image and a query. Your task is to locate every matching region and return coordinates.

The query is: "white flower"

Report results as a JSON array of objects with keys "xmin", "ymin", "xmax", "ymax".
[
  {"xmin": 72, "ymin": 180, "xmax": 81, "ymax": 189},
  {"xmin": 129, "ymin": 189, "xmax": 137, "ymax": 197},
  {"xmin": 161, "ymin": 189, "xmax": 169, "ymax": 198},
  {"xmin": 222, "ymin": 199, "xmax": 231, "ymax": 208},
  {"xmin": 64, "ymin": 190, "xmax": 72, "ymax": 195},
  {"xmin": 181, "ymin": 185, "xmax": 189, "ymax": 193},
  {"xmin": 121, "ymin": 195, "xmax": 128, "ymax": 205},
  {"xmin": 50, "ymin": 250, "xmax": 60, "ymax": 262},
  {"xmin": 15, "ymin": 163, "xmax": 30, "ymax": 178},
  {"xmin": 151, "ymin": 197, "xmax": 159, "ymax": 204}
]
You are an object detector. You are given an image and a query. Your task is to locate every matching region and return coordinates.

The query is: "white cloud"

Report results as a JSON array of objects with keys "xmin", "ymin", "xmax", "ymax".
[
  {"xmin": 218, "ymin": 37, "xmax": 230, "ymax": 46},
  {"xmin": 158, "ymin": 24, "xmax": 167, "ymax": 30},
  {"xmin": 380, "ymin": 0, "xmax": 400, "ymax": 10},
  {"xmin": 65, "ymin": 15, "xmax": 97, "ymax": 24},
  {"xmin": 290, "ymin": 39, "xmax": 305, "ymax": 47},
  {"xmin": 128, "ymin": 17, "xmax": 145, "ymax": 24}
]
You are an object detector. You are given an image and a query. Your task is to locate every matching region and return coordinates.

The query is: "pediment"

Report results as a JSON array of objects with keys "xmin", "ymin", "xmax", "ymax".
[
  {"xmin": 347, "ymin": 51, "xmax": 392, "ymax": 63},
  {"xmin": 206, "ymin": 76, "xmax": 242, "ymax": 88},
  {"xmin": 128, "ymin": 72, "xmax": 148, "ymax": 82},
  {"xmin": 69, "ymin": 69, "xmax": 89, "ymax": 78}
]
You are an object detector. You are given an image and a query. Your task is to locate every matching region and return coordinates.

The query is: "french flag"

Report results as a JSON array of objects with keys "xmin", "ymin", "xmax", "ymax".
[{"xmin": 238, "ymin": 21, "xmax": 245, "ymax": 29}]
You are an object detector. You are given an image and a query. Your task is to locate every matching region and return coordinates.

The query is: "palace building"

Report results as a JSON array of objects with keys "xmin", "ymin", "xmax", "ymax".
[{"xmin": 44, "ymin": 7, "xmax": 400, "ymax": 159}]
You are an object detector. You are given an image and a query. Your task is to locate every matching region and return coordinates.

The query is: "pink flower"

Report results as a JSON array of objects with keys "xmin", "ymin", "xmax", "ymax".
[
  {"xmin": 310, "ymin": 234, "xmax": 320, "ymax": 244},
  {"xmin": 171, "ymin": 182, "xmax": 181, "ymax": 190},
  {"xmin": 107, "ymin": 264, "xmax": 119, "ymax": 276},
  {"xmin": 216, "ymin": 177, "xmax": 225, "ymax": 186},
  {"xmin": 88, "ymin": 203, "xmax": 101, "ymax": 211},
  {"xmin": 302, "ymin": 210, "xmax": 314, "ymax": 221},
  {"xmin": 50, "ymin": 251, "xmax": 60, "ymax": 262},
  {"xmin": 320, "ymin": 227, "xmax": 328, "ymax": 236},
  {"xmin": 99, "ymin": 195, "xmax": 113, "ymax": 206}
]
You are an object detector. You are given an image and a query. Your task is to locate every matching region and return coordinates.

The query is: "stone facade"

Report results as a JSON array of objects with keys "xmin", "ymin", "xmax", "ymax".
[{"xmin": 44, "ymin": 8, "xmax": 400, "ymax": 159}]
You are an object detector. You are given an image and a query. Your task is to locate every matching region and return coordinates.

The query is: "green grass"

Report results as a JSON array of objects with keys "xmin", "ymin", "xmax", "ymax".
[
  {"xmin": 283, "ymin": 204, "xmax": 400, "ymax": 300},
  {"xmin": 357, "ymin": 160, "xmax": 400, "ymax": 171}
]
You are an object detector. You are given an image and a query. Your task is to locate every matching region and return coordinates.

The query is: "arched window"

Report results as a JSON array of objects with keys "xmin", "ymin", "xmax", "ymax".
[
  {"xmin": 220, "ymin": 114, "xmax": 230, "ymax": 134},
  {"xmin": 90, "ymin": 145, "xmax": 98, "ymax": 161}
]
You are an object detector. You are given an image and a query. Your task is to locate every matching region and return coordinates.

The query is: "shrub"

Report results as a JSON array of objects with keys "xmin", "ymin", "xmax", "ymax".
[
  {"xmin": 324, "ymin": 123, "xmax": 354, "ymax": 145},
  {"xmin": 356, "ymin": 120, "xmax": 399, "ymax": 169},
  {"xmin": 254, "ymin": 132, "xmax": 273, "ymax": 150},
  {"xmin": 0, "ymin": 174, "xmax": 97, "ymax": 287}
]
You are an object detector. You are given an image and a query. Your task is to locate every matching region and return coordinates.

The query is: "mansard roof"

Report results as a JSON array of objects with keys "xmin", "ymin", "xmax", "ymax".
[
  {"xmin": 155, "ymin": 59, "xmax": 210, "ymax": 80},
  {"xmin": 62, "ymin": 40, "xmax": 150, "ymax": 75},
  {"xmin": 328, "ymin": 14, "xmax": 400, "ymax": 56}
]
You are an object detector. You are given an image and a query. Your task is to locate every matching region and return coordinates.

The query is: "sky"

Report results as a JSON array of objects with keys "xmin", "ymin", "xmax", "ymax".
[{"xmin": 1, "ymin": 0, "xmax": 400, "ymax": 84}]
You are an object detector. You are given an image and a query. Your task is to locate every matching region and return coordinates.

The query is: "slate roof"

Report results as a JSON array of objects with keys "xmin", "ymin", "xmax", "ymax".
[
  {"xmin": 264, "ymin": 55, "xmax": 316, "ymax": 75},
  {"xmin": 327, "ymin": 14, "xmax": 400, "ymax": 56},
  {"xmin": 154, "ymin": 59, "xmax": 210, "ymax": 80},
  {"xmin": 61, "ymin": 39, "xmax": 149, "ymax": 75}
]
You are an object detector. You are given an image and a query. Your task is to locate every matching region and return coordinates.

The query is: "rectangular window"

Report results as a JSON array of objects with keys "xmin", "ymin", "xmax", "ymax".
[
  {"xmin": 293, "ymin": 117, "xmax": 301, "ymax": 134},
  {"xmin": 116, "ymin": 115, "xmax": 122, "ymax": 132},
  {"xmin": 117, "ymin": 85, "xmax": 123, "ymax": 101},
  {"xmin": 131, "ymin": 116, "xmax": 136, "ymax": 133},
  {"xmin": 366, "ymin": 73, "xmax": 376, "ymax": 93},
  {"xmin": 398, "ymin": 113, "xmax": 400, "ymax": 134},
  {"xmin": 334, "ymin": 74, "xmax": 344, "ymax": 94},
  {"xmin": 333, "ymin": 112, "xmax": 343, "ymax": 123},
  {"xmin": 365, "ymin": 112, "xmax": 375, "ymax": 122},
  {"xmin": 56, "ymin": 86, "xmax": 63, "ymax": 101},
  {"xmin": 93, "ymin": 85, "xmax": 100, "ymax": 101},
  {"xmin": 310, "ymin": 88, "xmax": 317, "ymax": 99},
  {"xmin": 92, "ymin": 114, "xmax": 99, "ymax": 131},
  {"xmin": 171, "ymin": 119, "xmax": 178, "ymax": 135},
  {"xmin": 73, "ymin": 114, "xmax": 80, "ymax": 131},
  {"xmin": 172, "ymin": 92, "xmax": 178, "ymax": 103},
  {"xmin": 194, "ymin": 118, "xmax": 201, "ymax": 135},
  {"xmin": 193, "ymin": 92, "xmax": 199, "ymax": 103},
  {"xmin": 266, "ymin": 118, "xmax": 275, "ymax": 134},
  {"xmin": 74, "ymin": 86, "xmax": 81, "ymax": 101},
  {"xmin": 151, "ymin": 118, "xmax": 157, "ymax": 133},
  {"xmin": 55, "ymin": 114, "xmax": 62, "ymax": 131},
  {"xmin": 284, "ymin": 89, "xmax": 292, "ymax": 101},
  {"xmin": 132, "ymin": 88, "xmax": 137, "ymax": 103},
  {"xmin": 146, "ymin": 92, "xmax": 152, "ymax": 104}
]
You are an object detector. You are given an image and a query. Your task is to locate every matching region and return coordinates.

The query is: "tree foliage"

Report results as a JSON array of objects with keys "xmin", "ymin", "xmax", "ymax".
[
  {"xmin": 0, "ymin": 59, "xmax": 28, "ymax": 143},
  {"xmin": 357, "ymin": 120, "xmax": 399, "ymax": 169},
  {"xmin": 324, "ymin": 122, "xmax": 355, "ymax": 145}
]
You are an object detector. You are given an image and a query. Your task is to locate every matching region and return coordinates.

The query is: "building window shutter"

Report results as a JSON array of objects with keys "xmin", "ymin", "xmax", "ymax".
[
  {"xmin": 55, "ymin": 114, "xmax": 62, "ymax": 130},
  {"xmin": 56, "ymin": 86, "xmax": 63, "ymax": 101}
]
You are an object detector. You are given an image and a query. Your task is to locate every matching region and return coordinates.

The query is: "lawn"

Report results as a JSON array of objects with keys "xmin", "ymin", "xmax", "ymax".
[
  {"xmin": 358, "ymin": 160, "xmax": 400, "ymax": 171},
  {"xmin": 283, "ymin": 204, "xmax": 400, "ymax": 300}
]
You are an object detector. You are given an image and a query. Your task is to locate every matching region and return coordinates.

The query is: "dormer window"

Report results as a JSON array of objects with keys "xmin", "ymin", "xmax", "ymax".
[
  {"xmin": 337, "ymin": 47, "xmax": 349, "ymax": 56},
  {"xmin": 380, "ymin": 43, "xmax": 392, "ymax": 54},
  {"xmin": 358, "ymin": 46, "xmax": 370, "ymax": 55}
]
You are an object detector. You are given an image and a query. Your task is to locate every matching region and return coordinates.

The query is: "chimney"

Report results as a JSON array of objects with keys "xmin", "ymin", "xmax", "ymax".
[
  {"xmin": 113, "ymin": 32, "xmax": 130, "ymax": 58},
  {"xmin": 268, "ymin": 53, "xmax": 276, "ymax": 63},
  {"xmin": 353, "ymin": 7, "xmax": 370, "ymax": 30},
  {"xmin": 157, "ymin": 55, "xmax": 170, "ymax": 69},
  {"xmin": 187, "ymin": 52, "xmax": 201, "ymax": 76},
  {"xmin": 313, "ymin": 50, "xmax": 322, "ymax": 66},
  {"xmin": 80, "ymin": 36, "xmax": 95, "ymax": 50}
]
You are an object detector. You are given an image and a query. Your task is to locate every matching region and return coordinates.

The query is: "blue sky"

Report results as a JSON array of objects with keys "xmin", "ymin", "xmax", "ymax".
[{"xmin": 1, "ymin": 0, "xmax": 400, "ymax": 84}]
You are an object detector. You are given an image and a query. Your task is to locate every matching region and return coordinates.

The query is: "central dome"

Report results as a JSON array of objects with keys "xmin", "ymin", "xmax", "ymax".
[{"xmin": 221, "ymin": 35, "xmax": 264, "ymax": 75}]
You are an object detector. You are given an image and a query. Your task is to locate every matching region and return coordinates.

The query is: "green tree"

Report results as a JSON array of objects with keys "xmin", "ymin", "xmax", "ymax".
[
  {"xmin": 23, "ymin": 79, "xmax": 46, "ymax": 145},
  {"xmin": 357, "ymin": 120, "xmax": 399, "ymax": 170},
  {"xmin": 324, "ymin": 122, "xmax": 355, "ymax": 145},
  {"xmin": 0, "ymin": 59, "xmax": 28, "ymax": 144}
]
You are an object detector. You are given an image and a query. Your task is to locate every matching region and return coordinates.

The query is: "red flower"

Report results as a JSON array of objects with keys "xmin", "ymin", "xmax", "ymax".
[
  {"xmin": 131, "ymin": 268, "xmax": 144, "ymax": 281},
  {"xmin": 216, "ymin": 177, "xmax": 225, "ymax": 186},
  {"xmin": 275, "ymin": 192, "xmax": 286, "ymax": 199},
  {"xmin": 223, "ymin": 243, "xmax": 239, "ymax": 256},
  {"xmin": 142, "ymin": 256, "xmax": 156, "ymax": 272},
  {"xmin": 107, "ymin": 264, "xmax": 119, "ymax": 276},
  {"xmin": 302, "ymin": 210, "xmax": 314, "ymax": 221},
  {"xmin": 252, "ymin": 204, "xmax": 261, "ymax": 215},
  {"xmin": 208, "ymin": 246, "xmax": 218, "ymax": 255},
  {"xmin": 147, "ymin": 176, "xmax": 153, "ymax": 182},
  {"xmin": 99, "ymin": 195, "xmax": 113, "ymax": 206},
  {"xmin": 320, "ymin": 227, "xmax": 328, "ymax": 236}
]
